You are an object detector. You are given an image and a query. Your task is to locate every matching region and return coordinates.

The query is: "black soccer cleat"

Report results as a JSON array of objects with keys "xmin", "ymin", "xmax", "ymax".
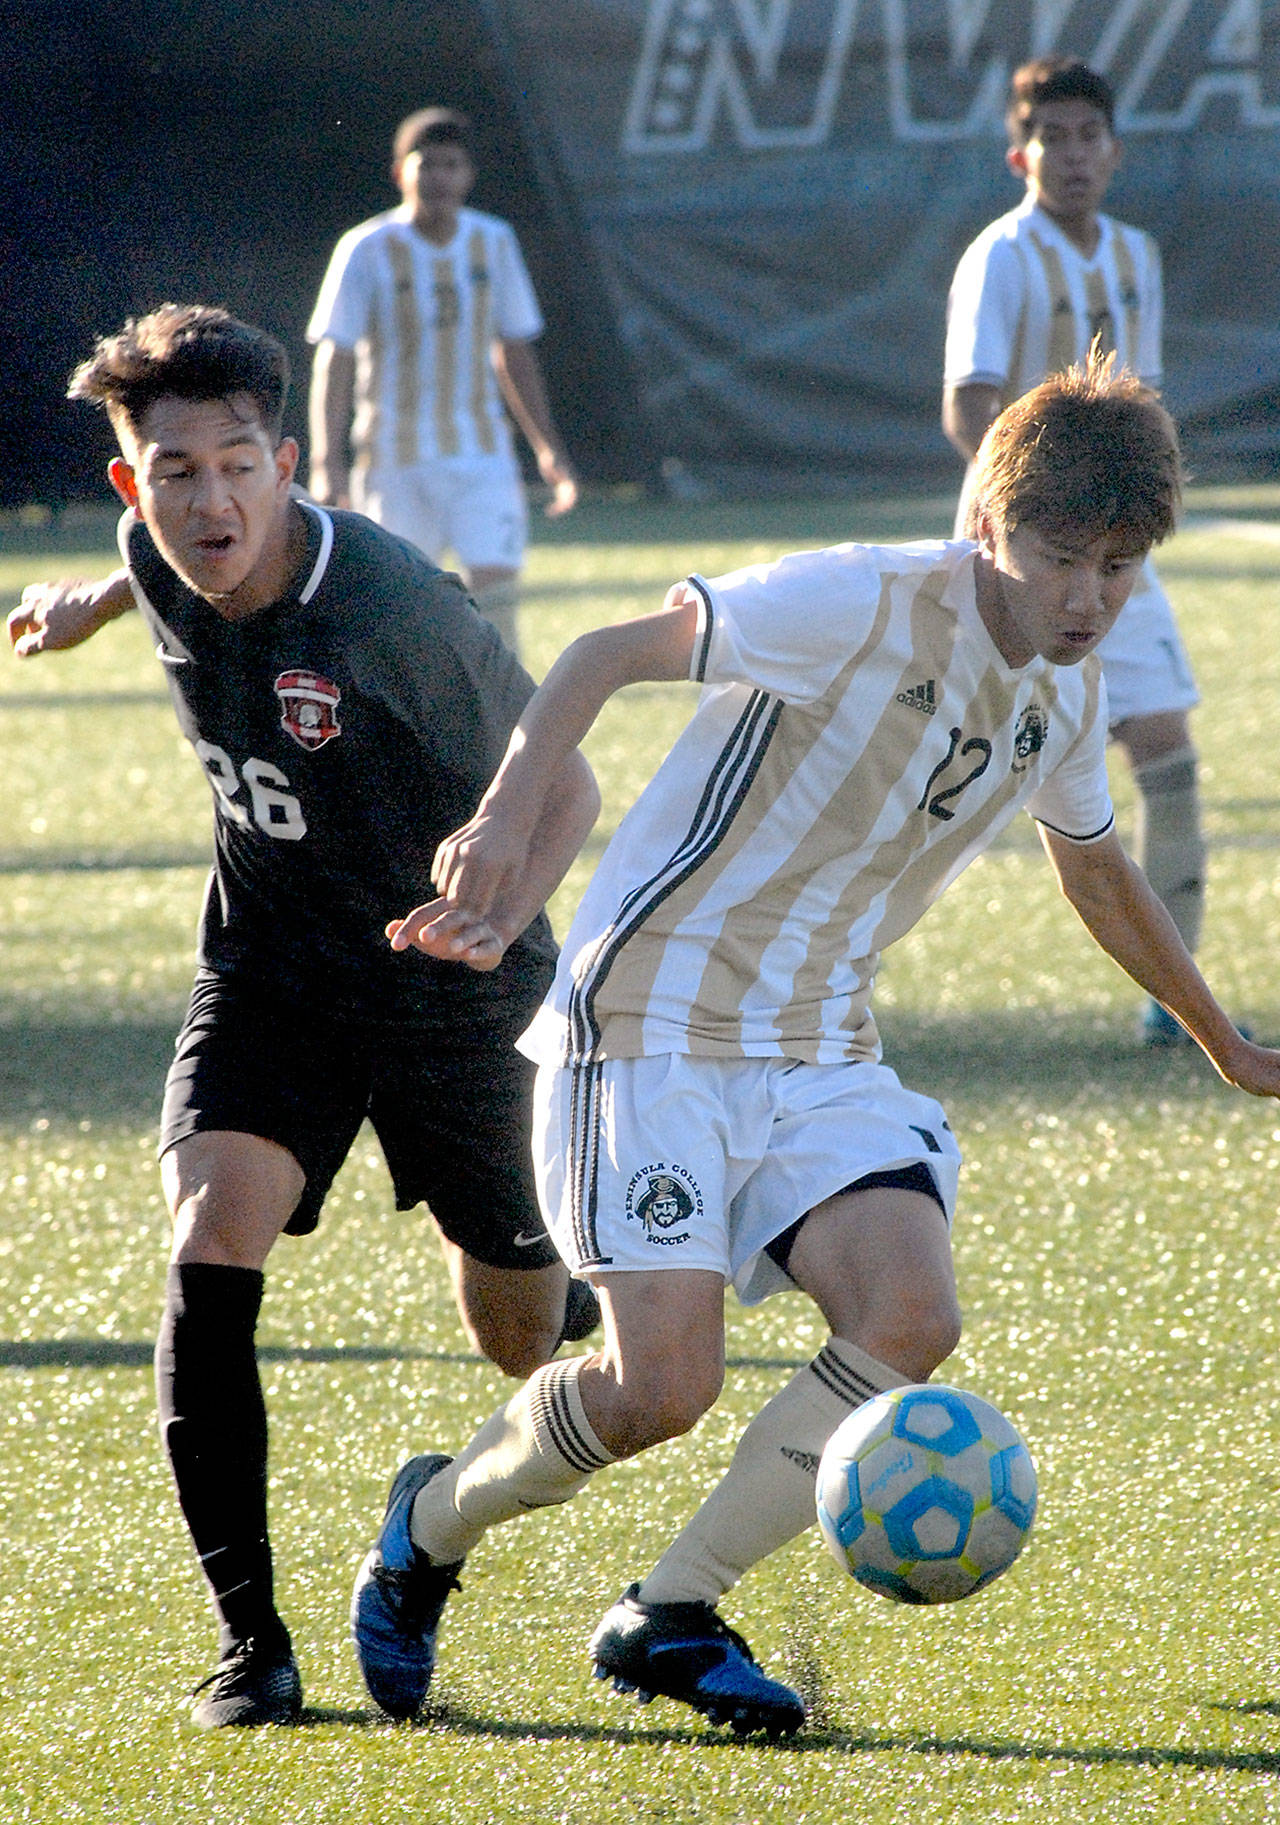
[
  {"xmin": 189, "ymin": 1637, "xmax": 302, "ymax": 1729},
  {"xmin": 351, "ymin": 1453, "xmax": 464, "ymax": 1719},
  {"xmin": 589, "ymin": 1584, "xmax": 806, "ymax": 1739}
]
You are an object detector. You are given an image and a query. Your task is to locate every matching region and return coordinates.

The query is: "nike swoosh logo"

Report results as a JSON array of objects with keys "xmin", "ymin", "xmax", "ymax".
[
  {"xmin": 156, "ymin": 644, "xmax": 188, "ymax": 666},
  {"xmin": 512, "ymin": 1231, "xmax": 546, "ymax": 1248}
]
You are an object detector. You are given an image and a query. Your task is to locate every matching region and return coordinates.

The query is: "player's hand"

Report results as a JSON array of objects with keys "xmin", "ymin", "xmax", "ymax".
[
  {"xmin": 430, "ymin": 810, "xmax": 532, "ymax": 924},
  {"xmin": 7, "ymin": 580, "xmax": 114, "ymax": 656},
  {"xmin": 386, "ymin": 900, "xmax": 506, "ymax": 971},
  {"xmin": 537, "ymin": 450, "xmax": 579, "ymax": 519}
]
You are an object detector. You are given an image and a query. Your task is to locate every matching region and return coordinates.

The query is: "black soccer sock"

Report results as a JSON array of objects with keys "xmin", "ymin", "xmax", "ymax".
[{"xmin": 155, "ymin": 1262, "xmax": 289, "ymax": 1658}]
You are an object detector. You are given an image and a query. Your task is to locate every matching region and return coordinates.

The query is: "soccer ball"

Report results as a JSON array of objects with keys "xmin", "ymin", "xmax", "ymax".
[{"xmin": 815, "ymin": 1384, "xmax": 1037, "ymax": 1604}]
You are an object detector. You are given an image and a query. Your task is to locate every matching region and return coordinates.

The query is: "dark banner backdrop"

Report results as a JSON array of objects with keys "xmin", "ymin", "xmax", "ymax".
[
  {"xmin": 1, "ymin": 1, "xmax": 645, "ymax": 506},
  {"xmin": 488, "ymin": 0, "xmax": 1280, "ymax": 493},
  {"xmin": 5, "ymin": 0, "xmax": 1278, "ymax": 504}
]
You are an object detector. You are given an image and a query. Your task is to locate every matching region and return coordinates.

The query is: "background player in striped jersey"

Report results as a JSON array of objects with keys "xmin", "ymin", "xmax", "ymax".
[
  {"xmin": 7, "ymin": 305, "xmax": 599, "ymax": 1729},
  {"xmin": 943, "ymin": 56, "xmax": 1206, "ymax": 1047},
  {"xmin": 306, "ymin": 106, "xmax": 578, "ymax": 656},
  {"xmin": 347, "ymin": 356, "xmax": 1280, "ymax": 1737}
]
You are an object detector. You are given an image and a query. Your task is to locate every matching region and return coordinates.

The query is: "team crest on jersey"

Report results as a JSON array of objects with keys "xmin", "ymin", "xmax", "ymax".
[
  {"xmin": 274, "ymin": 670, "xmax": 342, "ymax": 751},
  {"xmin": 1012, "ymin": 703, "xmax": 1048, "ymax": 772},
  {"xmin": 625, "ymin": 1161, "xmax": 702, "ymax": 1248}
]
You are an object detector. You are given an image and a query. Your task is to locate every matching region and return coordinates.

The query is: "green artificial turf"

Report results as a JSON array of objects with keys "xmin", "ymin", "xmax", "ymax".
[{"xmin": 2, "ymin": 488, "xmax": 1279, "ymax": 1823}]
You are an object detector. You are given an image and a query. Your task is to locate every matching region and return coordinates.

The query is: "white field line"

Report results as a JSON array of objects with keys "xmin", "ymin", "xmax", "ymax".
[{"xmin": 1182, "ymin": 516, "xmax": 1280, "ymax": 543}]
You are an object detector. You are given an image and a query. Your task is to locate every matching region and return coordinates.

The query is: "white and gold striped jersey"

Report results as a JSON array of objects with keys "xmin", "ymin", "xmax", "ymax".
[
  {"xmin": 521, "ymin": 541, "xmax": 1114, "ymax": 1071},
  {"xmin": 943, "ymin": 197, "xmax": 1162, "ymax": 402},
  {"xmin": 307, "ymin": 205, "xmax": 544, "ymax": 468}
]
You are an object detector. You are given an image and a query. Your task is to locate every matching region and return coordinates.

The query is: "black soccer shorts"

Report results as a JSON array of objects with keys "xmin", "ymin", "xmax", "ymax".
[{"xmin": 159, "ymin": 968, "xmax": 559, "ymax": 1268}]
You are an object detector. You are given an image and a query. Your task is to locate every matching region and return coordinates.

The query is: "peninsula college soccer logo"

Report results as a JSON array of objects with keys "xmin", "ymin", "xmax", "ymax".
[
  {"xmin": 1012, "ymin": 703, "xmax": 1047, "ymax": 773},
  {"xmin": 625, "ymin": 1161, "xmax": 703, "ymax": 1249},
  {"xmin": 274, "ymin": 670, "xmax": 342, "ymax": 751}
]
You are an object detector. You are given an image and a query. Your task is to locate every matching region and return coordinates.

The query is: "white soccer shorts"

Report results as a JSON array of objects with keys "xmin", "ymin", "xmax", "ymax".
[
  {"xmin": 353, "ymin": 453, "xmax": 528, "ymax": 570},
  {"xmin": 532, "ymin": 1053, "xmax": 961, "ymax": 1306},
  {"xmin": 1095, "ymin": 559, "xmax": 1200, "ymax": 725}
]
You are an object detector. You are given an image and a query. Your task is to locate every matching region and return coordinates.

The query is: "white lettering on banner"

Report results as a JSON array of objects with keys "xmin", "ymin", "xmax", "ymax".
[
  {"xmin": 621, "ymin": 0, "xmax": 1280, "ymax": 151},
  {"xmin": 622, "ymin": 0, "xmax": 861, "ymax": 152}
]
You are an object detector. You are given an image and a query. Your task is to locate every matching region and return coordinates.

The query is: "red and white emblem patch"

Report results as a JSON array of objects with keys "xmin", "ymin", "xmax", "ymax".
[{"xmin": 274, "ymin": 670, "xmax": 342, "ymax": 751}]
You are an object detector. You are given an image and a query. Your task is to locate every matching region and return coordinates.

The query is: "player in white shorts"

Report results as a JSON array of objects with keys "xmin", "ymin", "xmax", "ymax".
[
  {"xmin": 943, "ymin": 56, "xmax": 1205, "ymax": 1045},
  {"xmin": 307, "ymin": 106, "xmax": 578, "ymax": 655},
  {"xmin": 534, "ymin": 1054, "xmax": 960, "ymax": 1303},
  {"xmin": 348, "ymin": 357, "xmax": 1280, "ymax": 1737}
]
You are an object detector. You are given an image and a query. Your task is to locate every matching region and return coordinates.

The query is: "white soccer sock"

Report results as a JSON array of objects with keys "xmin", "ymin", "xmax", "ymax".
[
  {"xmin": 635, "ymin": 1338, "xmax": 903, "ymax": 1608},
  {"xmin": 409, "ymin": 1357, "xmax": 613, "ymax": 1565},
  {"xmin": 1134, "ymin": 746, "xmax": 1206, "ymax": 952}
]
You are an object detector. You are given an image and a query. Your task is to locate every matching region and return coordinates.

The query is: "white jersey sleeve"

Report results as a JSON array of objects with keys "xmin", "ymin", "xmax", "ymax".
[
  {"xmin": 1024, "ymin": 677, "xmax": 1114, "ymax": 842},
  {"xmin": 689, "ymin": 544, "xmax": 891, "ymax": 705},
  {"xmin": 944, "ymin": 228, "xmax": 1028, "ymax": 390},
  {"xmin": 306, "ymin": 223, "xmax": 377, "ymax": 350},
  {"xmin": 490, "ymin": 221, "xmax": 545, "ymax": 341},
  {"xmin": 1131, "ymin": 232, "xmax": 1163, "ymax": 387}
]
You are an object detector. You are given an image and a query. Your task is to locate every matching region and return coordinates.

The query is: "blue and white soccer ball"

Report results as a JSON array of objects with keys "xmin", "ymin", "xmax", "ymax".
[{"xmin": 816, "ymin": 1384, "xmax": 1037, "ymax": 1604}]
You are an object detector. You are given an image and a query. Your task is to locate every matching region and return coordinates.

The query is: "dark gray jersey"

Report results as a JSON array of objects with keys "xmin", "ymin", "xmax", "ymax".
[{"xmin": 123, "ymin": 501, "xmax": 555, "ymax": 1023}]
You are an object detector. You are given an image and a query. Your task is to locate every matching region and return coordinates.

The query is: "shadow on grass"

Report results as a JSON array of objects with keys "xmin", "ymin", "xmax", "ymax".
[
  {"xmin": 876, "ymin": 1008, "xmax": 1271, "ymax": 1104},
  {"xmin": 0, "ymin": 848, "xmax": 208, "ymax": 875},
  {"xmin": 0, "ymin": 1018, "xmax": 178, "ymax": 1123},
  {"xmin": 2, "ymin": 1005, "xmax": 1256, "ymax": 1136},
  {"xmin": 0, "ymin": 1336, "xmax": 808, "ymax": 1374},
  {"xmin": 526, "ymin": 496, "xmax": 957, "ymax": 550},
  {"xmin": 0, "ymin": 689, "xmax": 171, "ymax": 711},
  {"xmin": 298, "ymin": 1698, "xmax": 1280, "ymax": 1773}
]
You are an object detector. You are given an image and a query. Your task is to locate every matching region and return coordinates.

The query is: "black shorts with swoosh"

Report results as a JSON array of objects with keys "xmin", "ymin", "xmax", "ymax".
[{"xmin": 160, "ymin": 967, "xmax": 558, "ymax": 1269}]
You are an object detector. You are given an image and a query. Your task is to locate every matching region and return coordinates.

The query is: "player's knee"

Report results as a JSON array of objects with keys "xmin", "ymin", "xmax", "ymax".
[
  {"xmin": 861, "ymin": 1291, "xmax": 962, "ymax": 1384},
  {"xmin": 608, "ymin": 1355, "xmax": 723, "ymax": 1452}
]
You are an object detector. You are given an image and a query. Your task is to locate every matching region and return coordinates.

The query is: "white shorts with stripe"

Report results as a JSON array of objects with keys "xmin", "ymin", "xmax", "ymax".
[
  {"xmin": 531, "ymin": 1053, "xmax": 961, "ymax": 1306},
  {"xmin": 1092, "ymin": 558, "xmax": 1199, "ymax": 724},
  {"xmin": 353, "ymin": 454, "xmax": 527, "ymax": 570}
]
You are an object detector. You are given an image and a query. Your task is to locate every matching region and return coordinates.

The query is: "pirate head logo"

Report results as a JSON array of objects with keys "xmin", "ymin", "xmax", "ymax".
[
  {"xmin": 275, "ymin": 670, "xmax": 342, "ymax": 751},
  {"xmin": 1012, "ymin": 702, "xmax": 1048, "ymax": 773},
  {"xmin": 625, "ymin": 1161, "xmax": 702, "ymax": 1248}
]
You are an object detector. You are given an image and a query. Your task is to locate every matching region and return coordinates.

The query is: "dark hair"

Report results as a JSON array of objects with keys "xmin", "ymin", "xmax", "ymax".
[
  {"xmin": 392, "ymin": 105, "xmax": 475, "ymax": 167},
  {"xmin": 967, "ymin": 349, "xmax": 1182, "ymax": 548},
  {"xmin": 1006, "ymin": 55, "xmax": 1115, "ymax": 144},
  {"xmin": 68, "ymin": 303, "xmax": 290, "ymax": 443}
]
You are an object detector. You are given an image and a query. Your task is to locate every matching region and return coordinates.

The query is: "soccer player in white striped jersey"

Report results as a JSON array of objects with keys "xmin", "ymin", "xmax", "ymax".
[
  {"xmin": 307, "ymin": 107, "xmax": 578, "ymax": 655},
  {"xmin": 349, "ymin": 358, "xmax": 1280, "ymax": 1737},
  {"xmin": 943, "ymin": 56, "xmax": 1206, "ymax": 1047}
]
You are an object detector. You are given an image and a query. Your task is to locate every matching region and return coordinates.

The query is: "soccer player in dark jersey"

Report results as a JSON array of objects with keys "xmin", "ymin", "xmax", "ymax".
[{"xmin": 7, "ymin": 304, "xmax": 599, "ymax": 1729}]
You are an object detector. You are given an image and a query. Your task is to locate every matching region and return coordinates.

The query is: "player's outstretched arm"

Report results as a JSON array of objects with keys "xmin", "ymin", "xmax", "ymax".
[
  {"xmin": 430, "ymin": 584, "xmax": 700, "ymax": 929},
  {"xmin": 1041, "ymin": 825, "xmax": 1280, "ymax": 1095},
  {"xmin": 388, "ymin": 749, "xmax": 600, "ymax": 971},
  {"xmin": 7, "ymin": 569, "xmax": 136, "ymax": 657}
]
